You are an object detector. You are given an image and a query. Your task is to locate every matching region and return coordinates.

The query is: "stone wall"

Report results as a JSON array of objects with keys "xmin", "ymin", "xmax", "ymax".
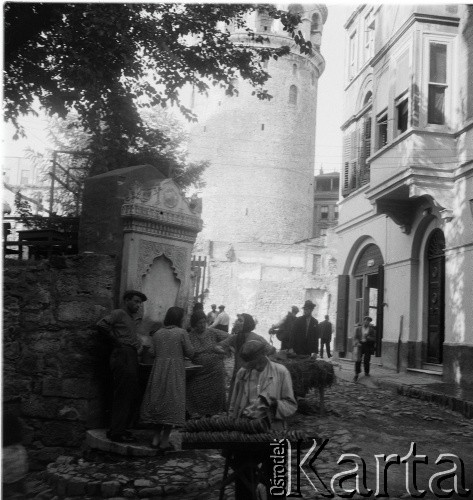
[{"xmin": 3, "ymin": 254, "xmax": 115, "ymax": 468}]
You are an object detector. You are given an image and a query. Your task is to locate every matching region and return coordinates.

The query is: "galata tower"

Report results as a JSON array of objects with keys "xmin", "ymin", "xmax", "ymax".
[{"xmin": 189, "ymin": 4, "xmax": 328, "ymax": 331}]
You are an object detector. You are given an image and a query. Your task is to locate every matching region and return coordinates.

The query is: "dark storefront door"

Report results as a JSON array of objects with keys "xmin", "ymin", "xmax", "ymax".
[{"xmin": 426, "ymin": 230, "xmax": 445, "ymax": 364}]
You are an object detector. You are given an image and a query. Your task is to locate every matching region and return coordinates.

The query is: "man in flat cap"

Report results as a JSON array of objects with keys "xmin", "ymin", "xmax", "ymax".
[
  {"xmin": 96, "ymin": 290, "xmax": 147, "ymax": 443},
  {"xmin": 206, "ymin": 303, "xmax": 218, "ymax": 325},
  {"xmin": 210, "ymin": 304, "xmax": 230, "ymax": 332},
  {"xmin": 289, "ymin": 300, "xmax": 319, "ymax": 357}
]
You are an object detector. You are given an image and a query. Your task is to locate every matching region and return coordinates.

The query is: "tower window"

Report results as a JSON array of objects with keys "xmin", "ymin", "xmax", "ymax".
[
  {"xmin": 311, "ymin": 13, "xmax": 320, "ymax": 33},
  {"xmin": 311, "ymin": 72, "xmax": 316, "ymax": 86},
  {"xmin": 289, "ymin": 85, "xmax": 298, "ymax": 105},
  {"xmin": 261, "ymin": 124, "xmax": 265, "ymax": 131},
  {"xmin": 292, "ymin": 63, "xmax": 298, "ymax": 76}
]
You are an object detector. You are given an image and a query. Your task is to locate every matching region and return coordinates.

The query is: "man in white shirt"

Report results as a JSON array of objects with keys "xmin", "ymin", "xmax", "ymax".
[{"xmin": 211, "ymin": 304, "xmax": 230, "ymax": 332}]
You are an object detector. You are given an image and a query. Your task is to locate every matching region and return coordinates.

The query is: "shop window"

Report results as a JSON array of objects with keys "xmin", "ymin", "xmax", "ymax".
[{"xmin": 428, "ymin": 43, "xmax": 447, "ymax": 125}]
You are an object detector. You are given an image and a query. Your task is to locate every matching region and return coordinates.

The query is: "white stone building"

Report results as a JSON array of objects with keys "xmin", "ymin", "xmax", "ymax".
[
  {"xmin": 335, "ymin": 5, "xmax": 473, "ymax": 386},
  {"xmin": 188, "ymin": 4, "xmax": 337, "ymax": 334}
]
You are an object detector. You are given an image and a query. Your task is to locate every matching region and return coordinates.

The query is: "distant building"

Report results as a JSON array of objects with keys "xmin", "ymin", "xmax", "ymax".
[
  {"xmin": 313, "ymin": 171, "xmax": 339, "ymax": 238},
  {"xmin": 3, "ymin": 156, "xmax": 49, "ymax": 215},
  {"xmin": 335, "ymin": 5, "xmax": 473, "ymax": 387}
]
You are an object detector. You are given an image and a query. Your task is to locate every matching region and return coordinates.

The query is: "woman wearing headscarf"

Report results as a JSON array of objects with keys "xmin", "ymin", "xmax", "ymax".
[
  {"xmin": 186, "ymin": 310, "xmax": 229, "ymax": 418},
  {"xmin": 216, "ymin": 313, "xmax": 275, "ymax": 403},
  {"xmin": 140, "ymin": 306, "xmax": 194, "ymax": 452}
]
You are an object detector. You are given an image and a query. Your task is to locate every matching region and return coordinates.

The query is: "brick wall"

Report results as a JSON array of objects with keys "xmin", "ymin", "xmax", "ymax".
[{"xmin": 3, "ymin": 255, "xmax": 115, "ymax": 468}]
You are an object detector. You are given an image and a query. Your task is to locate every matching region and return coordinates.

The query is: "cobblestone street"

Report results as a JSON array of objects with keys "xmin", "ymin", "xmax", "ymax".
[{"xmin": 24, "ymin": 371, "xmax": 473, "ymax": 499}]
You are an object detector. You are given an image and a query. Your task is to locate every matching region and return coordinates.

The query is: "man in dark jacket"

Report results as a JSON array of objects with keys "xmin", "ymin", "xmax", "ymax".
[
  {"xmin": 269, "ymin": 305, "xmax": 299, "ymax": 350},
  {"xmin": 318, "ymin": 315, "xmax": 333, "ymax": 358},
  {"xmin": 290, "ymin": 300, "xmax": 319, "ymax": 357}
]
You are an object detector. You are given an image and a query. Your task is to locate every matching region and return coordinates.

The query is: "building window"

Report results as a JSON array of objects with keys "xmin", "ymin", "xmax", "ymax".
[
  {"xmin": 349, "ymin": 31, "xmax": 357, "ymax": 79},
  {"xmin": 377, "ymin": 111, "xmax": 388, "ymax": 149},
  {"xmin": 311, "ymin": 13, "xmax": 320, "ymax": 33},
  {"xmin": 316, "ymin": 178, "xmax": 331, "ymax": 191},
  {"xmin": 428, "ymin": 43, "xmax": 447, "ymax": 125},
  {"xmin": 334, "ymin": 205, "xmax": 339, "ymax": 220},
  {"xmin": 320, "ymin": 206, "xmax": 329, "ymax": 220},
  {"xmin": 258, "ymin": 12, "xmax": 273, "ymax": 32},
  {"xmin": 292, "ymin": 63, "xmax": 297, "ymax": 76},
  {"xmin": 396, "ymin": 96, "xmax": 409, "ymax": 134},
  {"xmin": 363, "ymin": 11, "xmax": 375, "ymax": 63},
  {"xmin": 289, "ymin": 85, "xmax": 298, "ymax": 105}
]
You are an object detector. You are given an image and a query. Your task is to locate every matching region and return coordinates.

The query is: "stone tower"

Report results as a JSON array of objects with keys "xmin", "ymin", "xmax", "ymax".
[{"xmin": 189, "ymin": 4, "xmax": 329, "ymax": 333}]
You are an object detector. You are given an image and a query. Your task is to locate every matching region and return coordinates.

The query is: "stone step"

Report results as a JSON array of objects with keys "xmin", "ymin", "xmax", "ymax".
[
  {"xmin": 422, "ymin": 362, "xmax": 443, "ymax": 373},
  {"xmin": 407, "ymin": 367, "xmax": 443, "ymax": 377},
  {"xmin": 86, "ymin": 429, "xmax": 182, "ymax": 457}
]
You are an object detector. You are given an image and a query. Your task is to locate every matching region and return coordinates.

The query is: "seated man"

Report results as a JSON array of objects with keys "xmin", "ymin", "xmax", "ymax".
[{"xmin": 228, "ymin": 340, "xmax": 297, "ymax": 499}]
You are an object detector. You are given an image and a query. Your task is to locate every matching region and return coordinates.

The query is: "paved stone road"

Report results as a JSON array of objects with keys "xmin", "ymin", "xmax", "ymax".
[{"xmin": 23, "ymin": 376, "xmax": 473, "ymax": 499}]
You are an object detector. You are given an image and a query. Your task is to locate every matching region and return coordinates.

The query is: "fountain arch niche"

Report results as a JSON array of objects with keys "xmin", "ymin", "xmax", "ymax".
[{"xmin": 142, "ymin": 254, "xmax": 181, "ymax": 325}]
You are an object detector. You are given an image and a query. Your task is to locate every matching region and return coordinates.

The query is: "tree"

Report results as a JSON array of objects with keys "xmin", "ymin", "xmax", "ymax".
[
  {"xmin": 4, "ymin": 3, "xmax": 311, "ymax": 173},
  {"xmin": 16, "ymin": 107, "xmax": 208, "ymax": 222}
]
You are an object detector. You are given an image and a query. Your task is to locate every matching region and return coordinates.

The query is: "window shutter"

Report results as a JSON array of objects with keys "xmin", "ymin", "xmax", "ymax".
[
  {"xmin": 375, "ymin": 265, "xmax": 384, "ymax": 356},
  {"xmin": 342, "ymin": 134, "xmax": 351, "ymax": 195},
  {"xmin": 336, "ymin": 275, "xmax": 350, "ymax": 353}
]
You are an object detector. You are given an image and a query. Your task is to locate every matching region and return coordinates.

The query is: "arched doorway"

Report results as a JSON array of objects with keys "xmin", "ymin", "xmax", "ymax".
[
  {"xmin": 353, "ymin": 244, "xmax": 384, "ymax": 356},
  {"xmin": 425, "ymin": 229, "xmax": 445, "ymax": 364}
]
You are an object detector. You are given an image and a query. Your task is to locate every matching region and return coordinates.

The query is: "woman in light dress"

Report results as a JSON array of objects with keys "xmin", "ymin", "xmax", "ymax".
[{"xmin": 140, "ymin": 306, "xmax": 194, "ymax": 452}]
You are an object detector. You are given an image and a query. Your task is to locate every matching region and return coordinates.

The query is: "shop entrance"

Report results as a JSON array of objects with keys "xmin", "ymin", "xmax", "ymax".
[{"xmin": 353, "ymin": 244, "xmax": 384, "ymax": 357}]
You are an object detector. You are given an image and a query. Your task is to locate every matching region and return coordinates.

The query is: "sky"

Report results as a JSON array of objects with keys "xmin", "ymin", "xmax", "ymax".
[
  {"xmin": 2, "ymin": 3, "xmax": 350, "ymax": 176},
  {"xmin": 315, "ymin": 4, "xmax": 350, "ymax": 175}
]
